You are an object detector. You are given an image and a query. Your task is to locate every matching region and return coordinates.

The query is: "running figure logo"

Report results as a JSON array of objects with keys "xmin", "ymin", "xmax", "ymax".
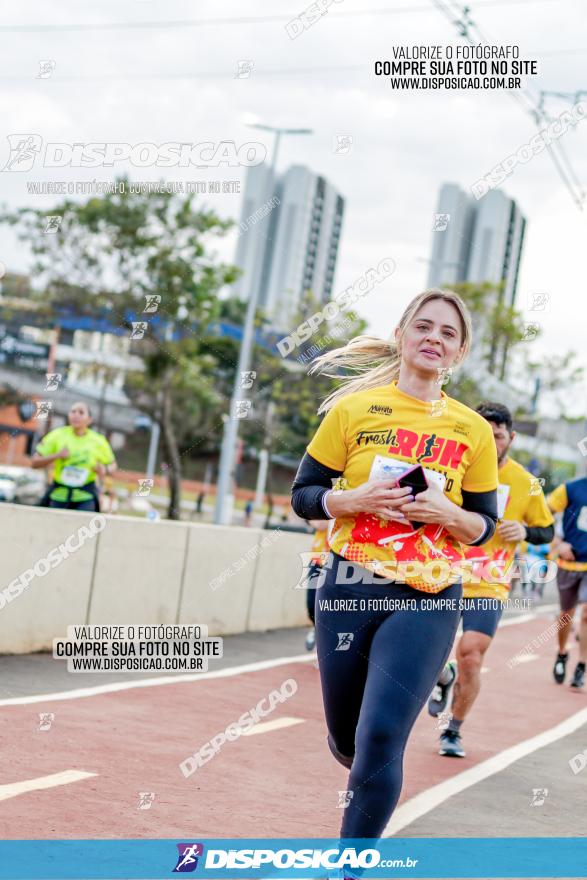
[
  {"xmin": 430, "ymin": 399, "xmax": 447, "ymax": 419},
  {"xmin": 528, "ymin": 292, "xmax": 550, "ymax": 311},
  {"xmin": 336, "ymin": 633, "xmax": 354, "ymax": 651},
  {"xmin": 37, "ymin": 60, "xmax": 56, "ymax": 79},
  {"xmin": 432, "ymin": 213, "xmax": 450, "ymax": 231},
  {"xmin": 38, "ymin": 713, "xmax": 54, "ymax": 732},
  {"xmin": 45, "ymin": 373, "xmax": 62, "ymax": 391},
  {"xmin": 239, "ymin": 370, "xmax": 256, "ymax": 389},
  {"xmin": 417, "ymin": 433, "xmax": 438, "ymax": 462},
  {"xmin": 137, "ymin": 792, "xmax": 155, "ymax": 810},
  {"xmin": 235, "ymin": 60, "xmax": 254, "ymax": 78},
  {"xmin": 292, "ymin": 552, "xmax": 329, "ymax": 591},
  {"xmin": 435, "ymin": 366, "xmax": 452, "ymax": 386},
  {"xmin": 436, "ymin": 711, "xmax": 452, "ymax": 731},
  {"xmin": 522, "ymin": 323, "xmax": 540, "ymax": 341},
  {"xmin": 43, "ymin": 215, "xmax": 62, "ymax": 234},
  {"xmin": 173, "ymin": 843, "xmax": 204, "ymax": 872},
  {"xmin": 143, "ymin": 295, "xmax": 161, "ymax": 314},
  {"xmin": 2, "ymin": 134, "xmax": 42, "ymax": 171},
  {"xmin": 529, "ymin": 477, "xmax": 546, "ymax": 496},
  {"xmin": 529, "ymin": 788, "xmax": 548, "ymax": 806},
  {"xmin": 35, "ymin": 400, "xmax": 53, "ymax": 419},
  {"xmin": 130, "ymin": 322, "xmax": 148, "ymax": 340},
  {"xmin": 234, "ymin": 400, "xmax": 251, "ymax": 419},
  {"xmin": 137, "ymin": 479, "xmax": 154, "ymax": 497},
  {"xmin": 333, "ymin": 135, "xmax": 353, "ymax": 155},
  {"xmin": 337, "ymin": 790, "xmax": 354, "ymax": 807}
]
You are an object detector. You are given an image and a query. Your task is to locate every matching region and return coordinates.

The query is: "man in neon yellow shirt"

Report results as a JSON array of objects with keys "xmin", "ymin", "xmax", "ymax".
[
  {"xmin": 428, "ymin": 402, "xmax": 554, "ymax": 756},
  {"xmin": 548, "ymin": 477, "xmax": 587, "ymax": 688},
  {"xmin": 32, "ymin": 401, "xmax": 116, "ymax": 511}
]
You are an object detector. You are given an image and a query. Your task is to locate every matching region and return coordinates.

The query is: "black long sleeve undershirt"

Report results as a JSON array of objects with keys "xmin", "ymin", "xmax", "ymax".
[
  {"xmin": 525, "ymin": 524, "xmax": 554, "ymax": 545},
  {"xmin": 291, "ymin": 452, "xmax": 498, "ymax": 546}
]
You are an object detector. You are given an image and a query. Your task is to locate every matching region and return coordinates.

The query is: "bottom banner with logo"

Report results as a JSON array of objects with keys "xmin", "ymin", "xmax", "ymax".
[{"xmin": 0, "ymin": 838, "xmax": 585, "ymax": 879}]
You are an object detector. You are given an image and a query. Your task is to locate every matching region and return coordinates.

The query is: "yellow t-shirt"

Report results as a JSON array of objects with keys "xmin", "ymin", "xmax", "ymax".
[
  {"xmin": 36, "ymin": 425, "xmax": 115, "ymax": 502},
  {"xmin": 462, "ymin": 458, "xmax": 554, "ymax": 600},
  {"xmin": 307, "ymin": 382, "xmax": 498, "ymax": 592},
  {"xmin": 310, "ymin": 525, "xmax": 329, "ymax": 566},
  {"xmin": 548, "ymin": 484, "xmax": 587, "ymax": 571}
]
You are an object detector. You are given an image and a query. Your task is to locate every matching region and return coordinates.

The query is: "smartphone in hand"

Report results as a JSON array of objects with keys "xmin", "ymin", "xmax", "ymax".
[{"xmin": 397, "ymin": 464, "xmax": 428, "ymax": 529}]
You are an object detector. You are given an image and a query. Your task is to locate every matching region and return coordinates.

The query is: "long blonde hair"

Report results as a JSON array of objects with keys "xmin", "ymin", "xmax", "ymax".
[{"xmin": 309, "ymin": 288, "xmax": 472, "ymax": 413}]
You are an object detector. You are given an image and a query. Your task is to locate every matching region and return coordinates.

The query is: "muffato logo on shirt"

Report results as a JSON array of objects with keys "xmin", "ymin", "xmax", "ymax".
[{"xmin": 368, "ymin": 404, "xmax": 393, "ymax": 415}]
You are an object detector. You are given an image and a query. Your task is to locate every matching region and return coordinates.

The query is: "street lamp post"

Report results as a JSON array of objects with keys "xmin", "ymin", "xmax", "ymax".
[{"xmin": 214, "ymin": 123, "xmax": 312, "ymax": 524}]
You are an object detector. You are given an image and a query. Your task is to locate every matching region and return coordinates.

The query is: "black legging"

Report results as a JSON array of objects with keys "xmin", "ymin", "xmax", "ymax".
[
  {"xmin": 315, "ymin": 552, "xmax": 461, "ymax": 838},
  {"xmin": 305, "ymin": 563, "xmax": 323, "ymax": 624}
]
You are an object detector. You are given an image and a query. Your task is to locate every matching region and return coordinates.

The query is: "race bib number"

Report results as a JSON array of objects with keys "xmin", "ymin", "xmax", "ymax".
[
  {"xmin": 60, "ymin": 466, "xmax": 90, "ymax": 488},
  {"xmin": 369, "ymin": 454, "xmax": 447, "ymax": 491},
  {"xmin": 497, "ymin": 483, "xmax": 510, "ymax": 519}
]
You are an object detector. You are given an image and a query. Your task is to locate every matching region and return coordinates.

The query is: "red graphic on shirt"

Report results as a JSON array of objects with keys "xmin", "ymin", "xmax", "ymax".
[{"xmin": 350, "ymin": 513, "xmax": 463, "ymax": 564}]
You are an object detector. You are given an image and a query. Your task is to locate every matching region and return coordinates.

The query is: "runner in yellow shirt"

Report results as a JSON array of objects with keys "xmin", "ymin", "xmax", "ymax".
[
  {"xmin": 428, "ymin": 402, "xmax": 554, "ymax": 756},
  {"xmin": 31, "ymin": 401, "xmax": 117, "ymax": 511},
  {"xmin": 291, "ymin": 287, "xmax": 499, "ymax": 840},
  {"xmin": 547, "ymin": 477, "xmax": 587, "ymax": 688}
]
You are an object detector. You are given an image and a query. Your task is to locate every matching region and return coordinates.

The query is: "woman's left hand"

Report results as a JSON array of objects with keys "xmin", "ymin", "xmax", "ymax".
[{"xmin": 398, "ymin": 480, "xmax": 456, "ymax": 524}]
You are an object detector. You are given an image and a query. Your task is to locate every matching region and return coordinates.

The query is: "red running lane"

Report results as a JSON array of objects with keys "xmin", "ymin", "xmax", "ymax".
[{"xmin": 0, "ymin": 615, "xmax": 584, "ymax": 838}]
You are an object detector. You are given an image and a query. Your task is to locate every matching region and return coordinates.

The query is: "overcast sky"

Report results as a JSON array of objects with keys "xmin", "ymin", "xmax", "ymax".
[{"xmin": 0, "ymin": 0, "xmax": 585, "ymax": 415}]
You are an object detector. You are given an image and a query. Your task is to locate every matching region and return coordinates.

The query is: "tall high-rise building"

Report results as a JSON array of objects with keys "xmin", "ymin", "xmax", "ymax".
[
  {"xmin": 233, "ymin": 164, "xmax": 344, "ymax": 330},
  {"xmin": 427, "ymin": 183, "xmax": 526, "ymax": 378}
]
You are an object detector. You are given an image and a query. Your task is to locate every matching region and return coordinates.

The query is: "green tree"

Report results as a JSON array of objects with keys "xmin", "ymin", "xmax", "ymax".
[{"xmin": 1, "ymin": 177, "xmax": 239, "ymax": 518}]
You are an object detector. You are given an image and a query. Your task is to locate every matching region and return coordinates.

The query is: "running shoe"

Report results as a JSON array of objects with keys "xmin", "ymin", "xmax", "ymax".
[
  {"xmin": 305, "ymin": 627, "xmax": 316, "ymax": 651},
  {"xmin": 553, "ymin": 652, "xmax": 568, "ymax": 684},
  {"xmin": 438, "ymin": 729, "xmax": 465, "ymax": 758},
  {"xmin": 428, "ymin": 660, "xmax": 457, "ymax": 717},
  {"xmin": 570, "ymin": 661, "xmax": 585, "ymax": 689}
]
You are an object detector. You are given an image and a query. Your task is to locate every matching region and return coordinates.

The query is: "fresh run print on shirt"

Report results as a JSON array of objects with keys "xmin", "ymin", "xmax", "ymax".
[{"xmin": 307, "ymin": 382, "xmax": 498, "ymax": 592}]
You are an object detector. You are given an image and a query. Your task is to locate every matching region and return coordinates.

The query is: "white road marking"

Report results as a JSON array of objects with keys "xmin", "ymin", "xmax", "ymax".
[
  {"xmin": 0, "ymin": 770, "xmax": 96, "ymax": 802},
  {"xmin": 241, "ymin": 717, "xmax": 305, "ymax": 737},
  {"xmin": 0, "ymin": 654, "xmax": 317, "ymax": 707},
  {"xmin": 512, "ymin": 653, "xmax": 540, "ymax": 663},
  {"xmin": 384, "ymin": 706, "xmax": 587, "ymax": 835},
  {"xmin": 0, "ymin": 607, "xmax": 558, "ymax": 708}
]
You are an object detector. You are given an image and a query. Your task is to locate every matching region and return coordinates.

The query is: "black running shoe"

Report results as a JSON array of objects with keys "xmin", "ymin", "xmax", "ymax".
[
  {"xmin": 428, "ymin": 660, "xmax": 457, "ymax": 717},
  {"xmin": 570, "ymin": 661, "xmax": 585, "ymax": 689},
  {"xmin": 438, "ymin": 729, "xmax": 465, "ymax": 758},
  {"xmin": 553, "ymin": 652, "xmax": 568, "ymax": 684}
]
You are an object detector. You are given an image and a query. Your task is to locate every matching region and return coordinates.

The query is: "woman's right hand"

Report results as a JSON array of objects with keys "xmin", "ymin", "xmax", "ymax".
[
  {"xmin": 327, "ymin": 479, "xmax": 414, "ymax": 521},
  {"xmin": 56, "ymin": 446, "xmax": 71, "ymax": 460}
]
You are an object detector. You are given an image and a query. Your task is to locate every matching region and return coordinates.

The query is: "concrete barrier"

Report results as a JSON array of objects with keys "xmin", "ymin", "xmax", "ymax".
[
  {"xmin": 179, "ymin": 524, "xmax": 261, "ymax": 635},
  {"xmin": 247, "ymin": 529, "xmax": 309, "ymax": 632},
  {"xmin": 0, "ymin": 505, "xmax": 314, "ymax": 654},
  {"xmin": 88, "ymin": 515, "xmax": 188, "ymax": 625},
  {"xmin": 0, "ymin": 505, "xmax": 99, "ymax": 653}
]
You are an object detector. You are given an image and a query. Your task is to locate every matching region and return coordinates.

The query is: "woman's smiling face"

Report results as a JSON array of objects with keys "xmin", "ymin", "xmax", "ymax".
[{"xmin": 396, "ymin": 298, "xmax": 465, "ymax": 377}]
